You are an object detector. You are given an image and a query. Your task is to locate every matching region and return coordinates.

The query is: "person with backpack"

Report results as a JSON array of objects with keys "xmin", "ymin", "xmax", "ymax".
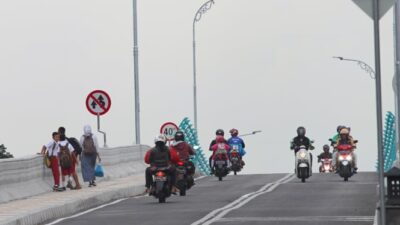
[
  {"xmin": 41, "ymin": 132, "xmax": 63, "ymax": 191},
  {"xmin": 59, "ymin": 134, "xmax": 76, "ymax": 191},
  {"xmin": 58, "ymin": 127, "xmax": 82, "ymax": 190},
  {"xmin": 80, "ymin": 125, "xmax": 101, "ymax": 187}
]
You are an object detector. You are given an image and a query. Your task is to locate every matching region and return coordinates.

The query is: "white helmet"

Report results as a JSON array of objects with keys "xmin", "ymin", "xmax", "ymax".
[{"xmin": 154, "ymin": 134, "xmax": 167, "ymax": 144}]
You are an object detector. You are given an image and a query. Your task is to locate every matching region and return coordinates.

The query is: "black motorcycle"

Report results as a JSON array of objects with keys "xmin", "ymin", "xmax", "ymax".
[
  {"xmin": 175, "ymin": 161, "xmax": 195, "ymax": 196},
  {"xmin": 213, "ymin": 150, "xmax": 229, "ymax": 181},
  {"xmin": 151, "ymin": 167, "xmax": 171, "ymax": 203}
]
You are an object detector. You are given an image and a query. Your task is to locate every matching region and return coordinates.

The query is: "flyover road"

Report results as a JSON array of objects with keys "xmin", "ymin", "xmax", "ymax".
[{"xmin": 48, "ymin": 172, "xmax": 377, "ymax": 225}]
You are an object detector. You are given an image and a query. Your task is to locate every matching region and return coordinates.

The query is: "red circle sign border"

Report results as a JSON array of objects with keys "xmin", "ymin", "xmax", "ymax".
[
  {"xmin": 160, "ymin": 122, "xmax": 179, "ymax": 141},
  {"xmin": 86, "ymin": 90, "xmax": 112, "ymax": 116}
]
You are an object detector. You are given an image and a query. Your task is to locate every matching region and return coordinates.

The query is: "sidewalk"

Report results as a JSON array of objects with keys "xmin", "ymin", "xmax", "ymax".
[{"xmin": 0, "ymin": 174, "xmax": 145, "ymax": 225}]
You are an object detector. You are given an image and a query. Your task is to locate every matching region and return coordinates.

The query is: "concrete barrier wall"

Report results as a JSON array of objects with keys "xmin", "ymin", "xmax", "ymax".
[{"xmin": 0, "ymin": 145, "xmax": 149, "ymax": 204}]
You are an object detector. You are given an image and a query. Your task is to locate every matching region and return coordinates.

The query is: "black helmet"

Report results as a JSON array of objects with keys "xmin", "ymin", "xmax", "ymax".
[
  {"xmin": 323, "ymin": 144, "xmax": 330, "ymax": 151},
  {"xmin": 216, "ymin": 129, "xmax": 224, "ymax": 136},
  {"xmin": 337, "ymin": 125, "xmax": 345, "ymax": 133},
  {"xmin": 174, "ymin": 131, "xmax": 185, "ymax": 142},
  {"xmin": 297, "ymin": 127, "xmax": 306, "ymax": 136}
]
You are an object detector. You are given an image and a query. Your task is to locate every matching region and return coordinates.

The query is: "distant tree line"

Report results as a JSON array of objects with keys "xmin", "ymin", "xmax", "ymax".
[{"xmin": 0, "ymin": 144, "xmax": 13, "ymax": 159}]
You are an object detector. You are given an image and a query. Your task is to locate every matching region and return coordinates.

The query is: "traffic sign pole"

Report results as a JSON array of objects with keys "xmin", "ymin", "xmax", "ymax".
[
  {"xmin": 86, "ymin": 90, "xmax": 111, "ymax": 148},
  {"xmin": 97, "ymin": 113, "xmax": 107, "ymax": 148}
]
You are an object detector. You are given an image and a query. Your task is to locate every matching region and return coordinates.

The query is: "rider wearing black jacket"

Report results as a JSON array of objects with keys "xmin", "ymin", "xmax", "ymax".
[{"xmin": 290, "ymin": 127, "xmax": 314, "ymax": 166}]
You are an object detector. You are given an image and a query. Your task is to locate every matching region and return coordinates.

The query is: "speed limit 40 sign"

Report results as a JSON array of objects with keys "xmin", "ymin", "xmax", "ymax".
[{"xmin": 160, "ymin": 122, "xmax": 179, "ymax": 141}]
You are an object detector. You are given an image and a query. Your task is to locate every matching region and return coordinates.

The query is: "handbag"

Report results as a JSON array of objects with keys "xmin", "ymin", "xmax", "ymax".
[
  {"xmin": 95, "ymin": 164, "xmax": 104, "ymax": 177},
  {"xmin": 43, "ymin": 154, "xmax": 52, "ymax": 168},
  {"xmin": 43, "ymin": 142, "xmax": 57, "ymax": 168}
]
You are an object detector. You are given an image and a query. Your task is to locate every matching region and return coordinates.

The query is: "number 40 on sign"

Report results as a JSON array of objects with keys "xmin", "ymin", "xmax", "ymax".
[{"xmin": 160, "ymin": 122, "xmax": 179, "ymax": 141}]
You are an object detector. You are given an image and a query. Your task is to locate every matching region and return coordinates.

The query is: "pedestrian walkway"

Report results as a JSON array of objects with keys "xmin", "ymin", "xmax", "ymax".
[{"xmin": 0, "ymin": 174, "xmax": 144, "ymax": 225}]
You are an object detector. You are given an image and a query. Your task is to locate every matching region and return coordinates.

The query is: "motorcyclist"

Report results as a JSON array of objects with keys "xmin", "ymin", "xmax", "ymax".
[
  {"xmin": 144, "ymin": 134, "xmax": 180, "ymax": 194},
  {"xmin": 171, "ymin": 131, "xmax": 196, "ymax": 174},
  {"xmin": 210, "ymin": 135, "xmax": 231, "ymax": 172},
  {"xmin": 331, "ymin": 125, "xmax": 346, "ymax": 146},
  {"xmin": 227, "ymin": 128, "xmax": 246, "ymax": 167},
  {"xmin": 317, "ymin": 145, "xmax": 333, "ymax": 163},
  {"xmin": 209, "ymin": 129, "xmax": 228, "ymax": 173},
  {"xmin": 290, "ymin": 126, "xmax": 314, "ymax": 166},
  {"xmin": 334, "ymin": 127, "xmax": 358, "ymax": 173}
]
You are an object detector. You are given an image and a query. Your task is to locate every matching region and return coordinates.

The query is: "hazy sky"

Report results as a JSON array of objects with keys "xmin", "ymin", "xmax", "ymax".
[{"xmin": 0, "ymin": 0, "xmax": 398, "ymax": 174}]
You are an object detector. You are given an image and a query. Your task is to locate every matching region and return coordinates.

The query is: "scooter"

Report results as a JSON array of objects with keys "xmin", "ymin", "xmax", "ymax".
[
  {"xmin": 175, "ymin": 161, "xmax": 195, "ymax": 196},
  {"xmin": 229, "ymin": 149, "xmax": 242, "ymax": 175},
  {"xmin": 295, "ymin": 145, "xmax": 312, "ymax": 183},
  {"xmin": 337, "ymin": 144, "xmax": 355, "ymax": 182},
  {"xmin": 213, "ymin": 149, "xmax": 229, "ymax": 181},
  {"xmin": 319, "ymin": 158, "xmax": 333, "ymax": 173},
  {"xmin": 151, "ymin": 167, "xmax": 171, "ymax": 203}
]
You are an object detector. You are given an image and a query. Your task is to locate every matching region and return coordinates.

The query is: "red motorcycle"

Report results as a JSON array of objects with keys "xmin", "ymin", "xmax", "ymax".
[{"xmin": 337, "ymin": 144, "xmax": 355, "ymax": 181}]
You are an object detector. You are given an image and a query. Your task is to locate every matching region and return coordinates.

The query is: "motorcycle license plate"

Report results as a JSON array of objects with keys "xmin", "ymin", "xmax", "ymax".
[
  {"xmin": 341, "ymin": 161, "xmax": 349, "ymax": 166},
  {"xmin": 155, "ymin": 176, "xmax": 167, "ymax": 182},
  {"xmin": 215, "ymin": 161, "xmax": 226, "ymax": 165}
]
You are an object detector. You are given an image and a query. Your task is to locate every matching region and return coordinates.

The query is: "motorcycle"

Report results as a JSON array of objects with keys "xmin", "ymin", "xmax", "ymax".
[
  {"xmin": 175, "ymin": 161, "xmax": 195, "ymax": 196},
  {"xmin": 151, "ymin": 167, "xmax": 171, "ymax": 203},
  {"xmin": 295, "ymin": 145, "xmax": 312, "ymax": 183},
  {"xmin": 319, "ymin": 158, "xmax": 333, "ymax": 173},
  {"xmin": 229, "ymin": 149, "xmax": 242, "ymax": 175},
  {"xmin": 337, "ymin": 144, "xmax": 355, "ymax": 182},
  {"xmin": 213, "ymin": 148, "xmax": 229, "ymax": 181}
]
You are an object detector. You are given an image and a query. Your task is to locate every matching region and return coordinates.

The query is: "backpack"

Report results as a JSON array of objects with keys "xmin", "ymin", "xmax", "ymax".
[
  {"xmin": 83, "ymin": 135, "xmax": 97, "ymax": 155},
  {"xmin": 67, "ymin": 137, "xmax": 82, "ymax": 155},
  {"xmin": 59, "ymin": 144, "xmax": 72, "ymax": 169}
]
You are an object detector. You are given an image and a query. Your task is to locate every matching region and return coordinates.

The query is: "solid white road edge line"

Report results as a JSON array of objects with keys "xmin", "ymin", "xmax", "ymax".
[
  {"xmin": 45, "ymin": 175, "xmax": 208, "ymax": 225},
  {"xmin": 44, "ymin": 198, "xmax": 128, "ymax": 225},
  {"xmin": 191, "ymin": 173, "xmax": 295, "ymax": 225}
]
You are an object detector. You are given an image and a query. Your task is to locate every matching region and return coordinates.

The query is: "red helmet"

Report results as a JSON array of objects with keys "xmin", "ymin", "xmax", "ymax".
[{"xmin": 230, "ymin": 128, "xmax": 239, "ymax": 137}]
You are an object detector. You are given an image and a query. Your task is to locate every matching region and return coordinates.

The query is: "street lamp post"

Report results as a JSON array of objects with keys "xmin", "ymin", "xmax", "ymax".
[
  {"xmin": 133, "ymin": 0, "xmax": 140, "ymax": 144},
  {"xmin": 192, "ymin": 0, "xmax": 215, "ymax": 131},
  {"xmin": 239, "ymin": 130, "xmax": 262, "ymax": 137},
  {"xmin": 333, "ymin": 56, "xmax": 375, "ymax": 79}
]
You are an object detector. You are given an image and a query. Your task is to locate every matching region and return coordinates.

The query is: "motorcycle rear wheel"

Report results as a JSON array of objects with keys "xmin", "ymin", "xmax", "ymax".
[{"xmin": 219, "ymin": 176, "xmax": 223, "ymax": 181}]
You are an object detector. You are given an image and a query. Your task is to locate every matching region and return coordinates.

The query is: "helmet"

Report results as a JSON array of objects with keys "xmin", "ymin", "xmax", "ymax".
[
  {"xmin": 154, "ymin": 134, "xmax": 167, "ymax": 144},
  {"xmin": 216, "ymin": 129, "xmax": 224, "ymax": 136},
  {"xmin": 323, "ymin": 144, "xmax": 330, "ymax": 151},
  {"xmin": 336, "ymin": 125, "xmax": 345, "ymax": 133},
  {"xmin": 174, "ymin": 131, "xmax": 185, "ymax": 142},
  {"xmin": 297, "ymin": 127, "xmax": 306, "ymax": 136},
  {"xmin": 230, "ymin": 128, "xmax": 239, "ymax": 137},
  {"xmin": 340, "ymin": 128, "xmax": 350, "ymax": 135}
]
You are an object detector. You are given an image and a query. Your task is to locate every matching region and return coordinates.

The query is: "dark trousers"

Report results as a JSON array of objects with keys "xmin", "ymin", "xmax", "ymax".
[{"xmin": 145, "ymin": 166, "xmax": 176, "ymax": 188}]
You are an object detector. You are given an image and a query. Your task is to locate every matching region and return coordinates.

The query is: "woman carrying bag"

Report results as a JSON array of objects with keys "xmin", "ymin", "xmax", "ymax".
[{"xmin": 80, "ymin": 125, "xmax": 101, "ymax": 187}]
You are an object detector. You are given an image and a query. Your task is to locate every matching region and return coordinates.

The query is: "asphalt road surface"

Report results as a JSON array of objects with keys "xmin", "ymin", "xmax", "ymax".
[{"xmin": 49, "ymin": 172, "xmax": 377, "ymax": 225}]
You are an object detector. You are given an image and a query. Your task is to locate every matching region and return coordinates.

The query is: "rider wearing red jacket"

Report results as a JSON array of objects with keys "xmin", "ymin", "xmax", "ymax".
[{"xmin": 210, "ymin": 135, "xmax": 230, "ymax": 172}]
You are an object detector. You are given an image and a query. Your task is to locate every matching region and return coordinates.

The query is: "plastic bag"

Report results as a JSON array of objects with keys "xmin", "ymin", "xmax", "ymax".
[{"xmin": 95, "ymin": 164, "xmax": 104, "ymax": 177}]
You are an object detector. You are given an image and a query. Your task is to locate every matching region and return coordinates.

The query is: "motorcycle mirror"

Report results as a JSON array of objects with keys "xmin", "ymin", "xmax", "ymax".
[
  {"xmin": 310, "ymin": 140, "xmax": 315, "ymax": 144},
  {"xmin": 354, "ymin": 140, "xmax": 359, "ymax": 144},
  {"xmin": 193, "ymin": 146, "xmax": 200, "ymax": 150},
  {"xmin": 328, "ymin": 138, "xmax": 333, "ymax": 142}
]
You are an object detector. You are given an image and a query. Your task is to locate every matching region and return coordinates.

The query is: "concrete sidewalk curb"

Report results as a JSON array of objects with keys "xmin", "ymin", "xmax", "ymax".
[{"xmin": 0, "ymin": 176, "xmax": 145, "ymax": 225}]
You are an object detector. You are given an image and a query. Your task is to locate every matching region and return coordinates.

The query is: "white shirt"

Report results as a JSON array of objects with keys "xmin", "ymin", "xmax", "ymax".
[
  {"xmin": 59, "ymin": 140, "xmax": 74, "ymax": 153},
  {"xmin": 45, "ymin": 141, "xmax": 59, "ymax": 157}
]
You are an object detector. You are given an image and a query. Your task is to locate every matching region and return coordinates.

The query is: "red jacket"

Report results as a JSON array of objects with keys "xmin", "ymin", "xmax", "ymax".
[
  {"xmin": 144, "ymin": 147, "xmax": 180, "ymax": 165},
  {"xmin": 171, "ymin": 141, "xmax": 195, "ymax": 162},
  {"xmin": 211, "ymin": 143, "xmax": 230, "ymax": 160}
]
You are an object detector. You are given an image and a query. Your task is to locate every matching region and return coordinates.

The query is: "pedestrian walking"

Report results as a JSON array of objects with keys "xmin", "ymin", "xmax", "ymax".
[
  {"xmin": 58, "ymin": 127, "xmax": 82, "ymax": 190},
  {"xmin": 80, "ymin": 125, "xmax": 101, "ymax": 187},
  {"xmin": 41, "ymin": 132, "xmax": 63, "ymax": 191},
  {"xmin": 59, "ymin": 134, "xmax": 76, "ymax": 190}
]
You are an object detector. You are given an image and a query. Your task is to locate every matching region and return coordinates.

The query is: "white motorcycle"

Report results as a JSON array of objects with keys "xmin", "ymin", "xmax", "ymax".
[{"xmin": 294, "ymin": 145, "xmax": 313, "ymax": 183}]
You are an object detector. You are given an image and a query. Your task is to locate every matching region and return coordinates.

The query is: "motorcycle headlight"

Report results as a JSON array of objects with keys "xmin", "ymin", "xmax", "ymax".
[
  {"xmin": 338, "ymin": 155, "xmax": 344, "ymax": 161},
  {"xmin": 299, "ymin": 152, "xmax": 307, "ymax": 158},
  {"xmin": 346, "ymin": 155, "xmax": 352, "ymax": 161}
]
